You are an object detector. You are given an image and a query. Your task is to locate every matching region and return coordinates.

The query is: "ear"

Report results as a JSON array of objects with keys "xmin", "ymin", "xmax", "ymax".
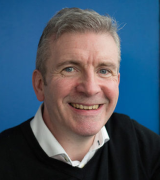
[
  {"xmin": 118, "ymin": 73, "xmax": 120, "ymax": 85},
  {"xmin": 32, "ymin": 70, "xmax": 45, "ymax": 101}
]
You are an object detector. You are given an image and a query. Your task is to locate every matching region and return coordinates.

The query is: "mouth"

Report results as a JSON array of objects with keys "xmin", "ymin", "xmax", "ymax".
[{"xmin": 70, "ymin": 103, "xmax": 100, "ymax": 110}]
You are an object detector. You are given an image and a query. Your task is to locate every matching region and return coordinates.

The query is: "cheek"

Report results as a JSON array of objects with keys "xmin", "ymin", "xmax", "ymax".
[
  {"xmin": 51, "ymin": 78, "xmax": 76, "ymax": 97},
  {"xmin": 102, "ymin": 80, "xmax": 119, "ymax": 100}
]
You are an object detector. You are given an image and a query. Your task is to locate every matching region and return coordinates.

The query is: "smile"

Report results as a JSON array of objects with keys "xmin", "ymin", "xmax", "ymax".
[{"xmin": 70, "ymin": 103, "xmax": 100, "ymax": 110}]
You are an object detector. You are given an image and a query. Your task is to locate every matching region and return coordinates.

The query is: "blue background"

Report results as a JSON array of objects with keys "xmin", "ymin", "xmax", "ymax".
[{"xmin": 0, "ymin": 0, "xmax": 159, "ymax": 134}]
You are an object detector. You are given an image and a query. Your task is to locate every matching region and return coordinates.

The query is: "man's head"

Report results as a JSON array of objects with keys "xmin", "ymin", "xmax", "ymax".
[
  {"xmin": 33, "ymin": 8, "xmax": 120, "ymax": 140},
  {"xmin": 36, "ymin": 8, "xmax": 120, "ymax": 85}
]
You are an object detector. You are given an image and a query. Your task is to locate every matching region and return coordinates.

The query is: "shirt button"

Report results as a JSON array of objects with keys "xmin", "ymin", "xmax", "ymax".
[{"xmin": 64, "ymin": 156, "xmax": 69, "ymax": 162}]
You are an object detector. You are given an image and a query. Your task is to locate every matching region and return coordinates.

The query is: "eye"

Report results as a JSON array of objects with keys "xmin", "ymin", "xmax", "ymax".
[
  {"xmin": 61, "ymin": 66, "xmax": 78, "ymax": 77},
  {"xmin": 98, "ymin": 68, "xmax": 112, "ymax": 78},
  {"xmin": 99, "ymin": 69, "xmax": 109, "ymax": 74},
  {"xmin": 64, "ymin": 67, "xmax": 74, "ymax": 72}
]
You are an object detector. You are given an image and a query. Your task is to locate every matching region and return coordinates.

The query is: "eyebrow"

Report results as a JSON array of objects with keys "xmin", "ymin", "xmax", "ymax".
[
  {"xmin": 56, "ymin": 60, "xmax": 81, "ymax": 68},
  {"xmin": 97, "ymin": 62, "xmax": 118, "ymax": 70},
  {"xmin": 56, "ymin": 60, "xmax": 119, "ymax": 71}
]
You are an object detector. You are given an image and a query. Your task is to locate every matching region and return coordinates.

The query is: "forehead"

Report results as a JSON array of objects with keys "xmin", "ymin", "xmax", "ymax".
[{"xmin": 48, "ymin": 32, "xmax": 119, "ymax": 68}]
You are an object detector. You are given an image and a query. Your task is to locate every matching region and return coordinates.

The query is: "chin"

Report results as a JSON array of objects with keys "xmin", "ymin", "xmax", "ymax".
[{"xmin": 74, "ymin": 124, "xmax": 103, "ymax": 137}]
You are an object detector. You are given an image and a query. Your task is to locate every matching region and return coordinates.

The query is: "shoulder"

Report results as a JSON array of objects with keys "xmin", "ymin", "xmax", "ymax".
[
  {"xmin": 0, "ymin": 118, "xmax": 34, "ymax": 177},
  {"xmin": 0, "ymin": 117, "xmax": 34, "ymax": 160},
  {"xmin": 106, "ymin": 112, "xmax": 160, "ymax": 141},
  {"xmin": 0, "ymin": 125, "xmax": 21, "ymax": 147},
  {"xmin": 0, "ymin": 117, "xmax": 33, "ymax": 150},
  {"xmin": 106, "ymin": 112, "xmax": 160, "ymax": 178}
]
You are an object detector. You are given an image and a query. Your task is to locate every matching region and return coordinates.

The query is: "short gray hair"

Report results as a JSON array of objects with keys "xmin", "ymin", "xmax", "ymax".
[{"xmin": 36, "ymin": 8, "xmax": 120, "ymax": 84}]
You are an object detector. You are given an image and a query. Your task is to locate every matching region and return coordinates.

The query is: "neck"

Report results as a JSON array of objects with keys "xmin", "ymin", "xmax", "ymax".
[
  {"xmin": 60, "ymin": 134, "xmax": 95, "ymax": 161},
  {"xmin": 43, "ymin": 116, "xmax": 95, "ymax": 161},
  {"xmin": 50, "ymin": 123, "xmax": 95, "ymax": 161},
  {"xmin": 42, "ymin": 105, "xmax": 96, "ymax": 161}
]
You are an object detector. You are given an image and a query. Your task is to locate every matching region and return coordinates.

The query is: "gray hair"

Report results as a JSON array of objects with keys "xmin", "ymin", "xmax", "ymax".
[{"xmin": 36, "ymin": 8, "xmax": 120, "ymax": 84}]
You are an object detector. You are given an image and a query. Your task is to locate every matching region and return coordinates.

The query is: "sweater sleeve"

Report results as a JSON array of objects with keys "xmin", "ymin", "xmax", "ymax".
[
  {"xmin": 0, "ymin": 129, "xmax": 17, "ymax": 180},
  {"xmin": 132, "ymin": 120, "xmax": 160, "ymax": 179}
]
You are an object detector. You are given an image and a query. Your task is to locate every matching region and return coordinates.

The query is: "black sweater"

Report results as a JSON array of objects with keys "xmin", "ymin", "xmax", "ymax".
[{"xmin": 0, "ymin": 113, "xmax": 160, "ymax": 180}]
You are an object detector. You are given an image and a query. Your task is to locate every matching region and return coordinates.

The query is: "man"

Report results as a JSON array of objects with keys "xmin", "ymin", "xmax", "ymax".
[{"xmin": 0, "ymin": 8, "xmax": 160, "ymax": 180}]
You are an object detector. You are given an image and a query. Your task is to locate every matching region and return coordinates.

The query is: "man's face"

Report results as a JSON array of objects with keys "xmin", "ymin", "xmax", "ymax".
[{"xmin": 41, "ymin": 32, "xmax": 120, "ymax": 139}]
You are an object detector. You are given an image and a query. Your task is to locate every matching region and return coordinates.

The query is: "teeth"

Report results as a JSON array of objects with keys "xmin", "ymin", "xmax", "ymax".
[
  {"xmin": 71, "ymin": 104, "xmax": 99, "ymax": 110},
  {"xmin": 93, "ymin": 105, "xmax": 98, "ymax": 109},
  {"xmin": 79, "ymin": 105, "xmax": 83, "ymax": 109}
]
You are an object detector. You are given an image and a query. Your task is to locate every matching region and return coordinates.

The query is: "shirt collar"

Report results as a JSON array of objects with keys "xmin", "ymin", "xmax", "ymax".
[
  {"xmin": 90, "ymin": 126, "xmax": 109, "ymax": 151},
  {"xmin": 30, "ymin": 104, "xmax": 66, "ymax": 157},
  {"xmin": 30, "ymin": 104, "xmax": 110, "ymax": 158}
]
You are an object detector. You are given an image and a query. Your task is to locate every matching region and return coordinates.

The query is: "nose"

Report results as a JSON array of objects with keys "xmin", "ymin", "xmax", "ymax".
[{"xmin": 76, "ymin": 72, "xmax": 101, "ymax": 96}]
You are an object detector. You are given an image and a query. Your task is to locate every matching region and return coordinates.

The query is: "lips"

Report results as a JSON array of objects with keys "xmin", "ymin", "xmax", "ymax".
[{"xmin": 70, "ymin": 103, "xmax": 100, "ymax": 110}]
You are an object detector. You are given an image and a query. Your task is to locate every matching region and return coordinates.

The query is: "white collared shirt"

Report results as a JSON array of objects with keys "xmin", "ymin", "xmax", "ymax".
[{"xmin": 30, "ymin": 104, "xmax": 109, "ymax": 168}]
